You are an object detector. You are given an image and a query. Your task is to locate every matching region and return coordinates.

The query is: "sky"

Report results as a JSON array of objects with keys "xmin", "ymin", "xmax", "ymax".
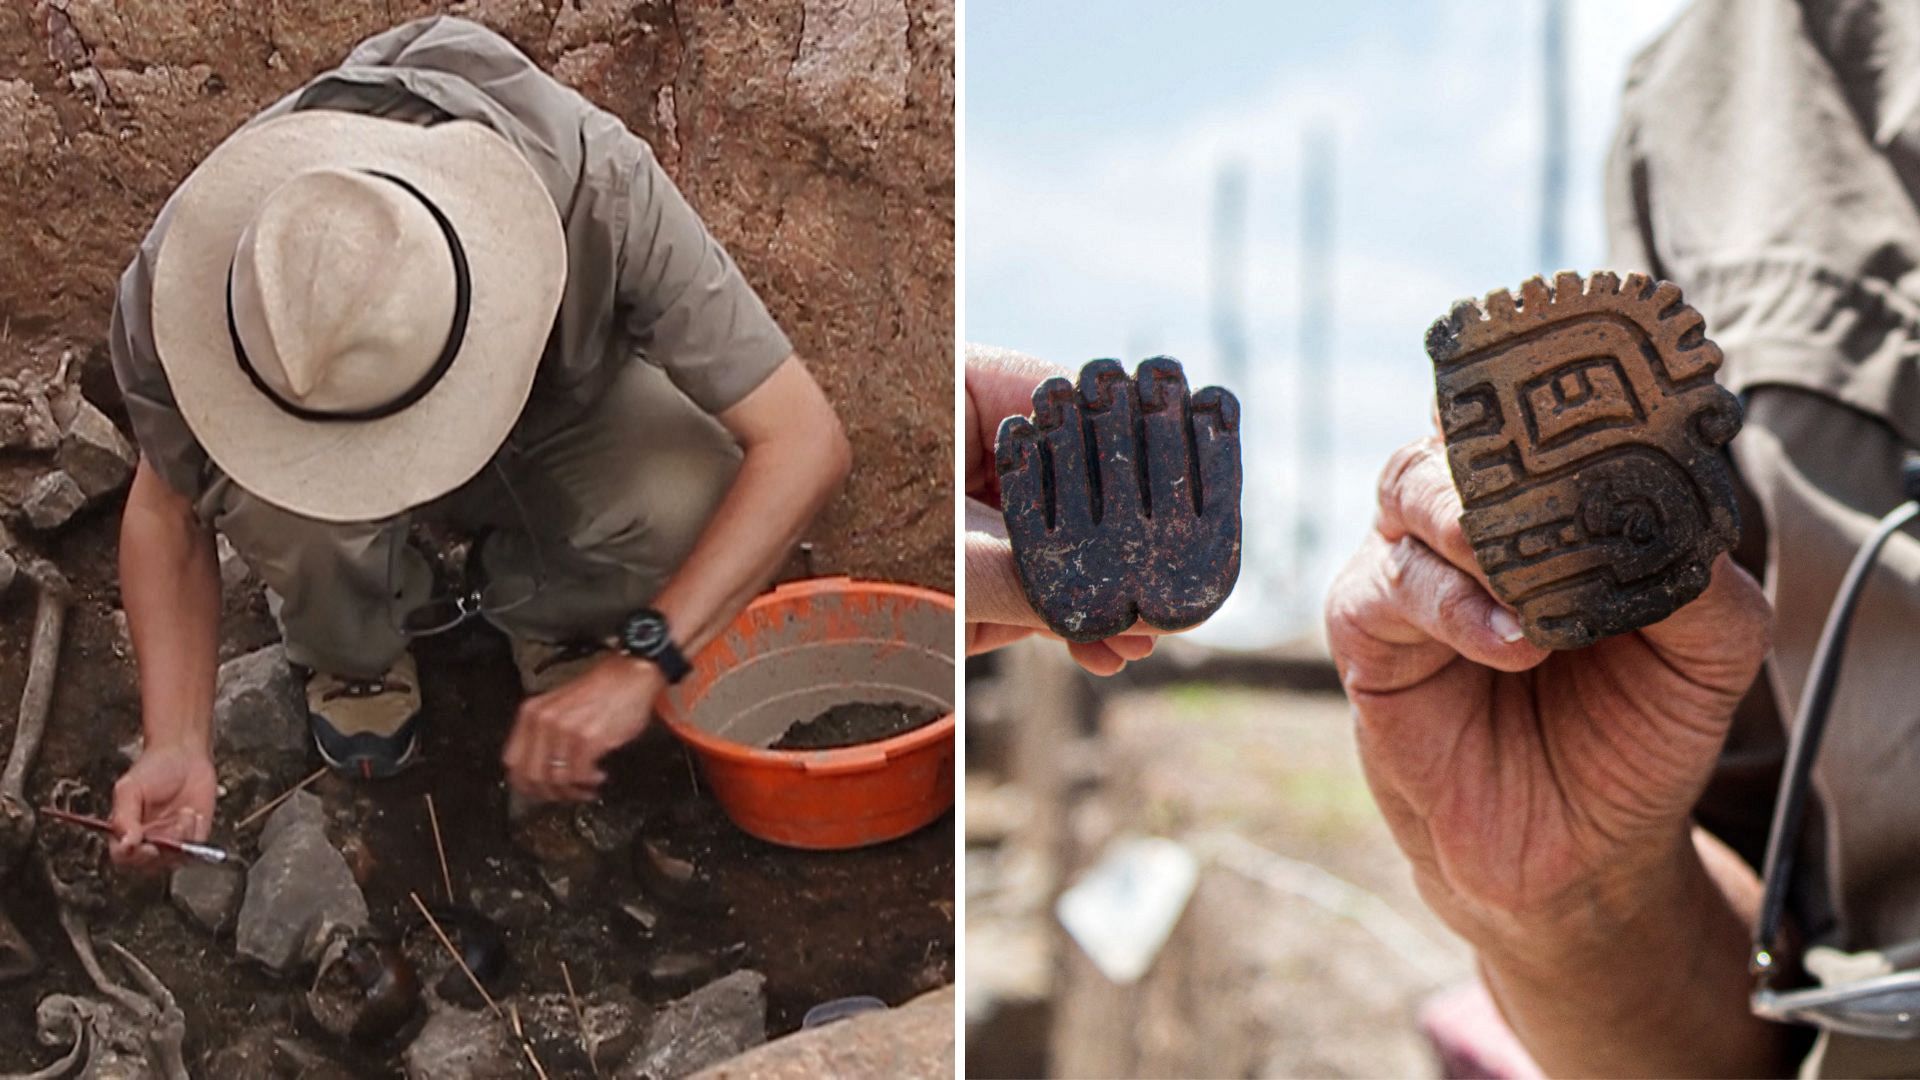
[{"xmin": 965, "ymin": 0, "xmax": 1692, "ymax": 648}]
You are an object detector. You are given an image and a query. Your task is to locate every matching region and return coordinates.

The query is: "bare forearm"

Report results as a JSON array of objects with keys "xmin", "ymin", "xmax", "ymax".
[
  {"xmin": 652, "ymin": 428, "xmax": 849, "ymax": 655},
  {"xmin": 1480, "ymin": 828, "xmax": 1791, "ymax": 1077},
  {"xmin": 118, "ymin": 459, "xmax": 221, "ymax": 755}
]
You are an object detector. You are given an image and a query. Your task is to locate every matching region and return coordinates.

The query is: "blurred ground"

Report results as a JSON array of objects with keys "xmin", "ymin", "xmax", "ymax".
[{"xmin": 966, "ymin": 643, "xmax": 1473, "ymax": 1078}]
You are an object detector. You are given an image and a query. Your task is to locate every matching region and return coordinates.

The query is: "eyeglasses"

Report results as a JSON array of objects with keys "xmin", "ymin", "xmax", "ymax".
[
  {"xmin": 1750, "ymin": 455, "xmax": 1920, "ymax": 1037},
  {"xmin": 386, "ymin": 462, "xmax": 546, "ymax": 638}
]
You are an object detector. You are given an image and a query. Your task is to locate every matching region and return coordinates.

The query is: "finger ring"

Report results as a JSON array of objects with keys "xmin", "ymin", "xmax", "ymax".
[{"xmin": 548, "ymin": 758, "xmax": 569, "ymax": 770}]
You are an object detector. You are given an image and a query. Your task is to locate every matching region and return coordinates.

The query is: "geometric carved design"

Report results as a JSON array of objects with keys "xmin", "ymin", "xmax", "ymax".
[
  {"xmin": 996, "ymin": 357, "xmax": 1242, "ymax": 642},
  {"xmin": 1426, "ymin": 271, "xmax": 1742, "ymax": 649}
]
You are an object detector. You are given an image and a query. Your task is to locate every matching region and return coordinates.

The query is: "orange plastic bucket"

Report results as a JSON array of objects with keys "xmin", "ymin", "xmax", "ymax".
[{"xmin": 657, "ymin": 577, "xmax": 954, "ymax": 850}]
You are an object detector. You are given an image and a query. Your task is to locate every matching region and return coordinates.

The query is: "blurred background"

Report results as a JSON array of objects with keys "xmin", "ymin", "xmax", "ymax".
[{"xmin": 965, "ymin": 1, "xmax": 1688, "ymax": 1075}]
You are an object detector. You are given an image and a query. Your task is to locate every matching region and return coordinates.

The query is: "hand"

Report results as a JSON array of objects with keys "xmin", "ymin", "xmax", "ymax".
[
  {"xmin": 1324, "ymin": 435, "xmax": 1770, "ymax": 955},
  {"xmin": 108, "ymin": 742, "xmax": 218, "ymax": 871},
  {"xmin": 965, "ymin": 343, "xmax": 1161, "ymax": 675},
  {"xmin": 502, "ymin": 655, "xmax": 663, "ymax": 802}
]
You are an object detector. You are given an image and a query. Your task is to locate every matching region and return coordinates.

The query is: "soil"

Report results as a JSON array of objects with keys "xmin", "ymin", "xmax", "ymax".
[
  {"xmin": 0, "ymin": 513, "xmax": 954, "ymax": 1076},
  {"xmin": 771, "ymin": 702, "xmax": 944, "ymax": 751}
]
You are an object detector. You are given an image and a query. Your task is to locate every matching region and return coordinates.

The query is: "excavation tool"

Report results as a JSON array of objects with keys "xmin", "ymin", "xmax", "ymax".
[{"xmin": 38, "ymin": 806, "xmax": 242, "ymax": 867}]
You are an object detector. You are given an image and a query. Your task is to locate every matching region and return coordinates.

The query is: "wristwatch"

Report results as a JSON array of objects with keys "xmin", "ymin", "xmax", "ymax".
[{"xmin": 617, "ymin": 608, "xmax": 691, "ymax": 684}]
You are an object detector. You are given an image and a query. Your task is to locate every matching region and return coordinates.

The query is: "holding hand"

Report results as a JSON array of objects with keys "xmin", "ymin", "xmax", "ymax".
[
  {"xmin": 108, "ymin": 741, "xmax": 218, "ymax": 870},
  {"xmin": 502, "ymin": 655, "xmax": 663, "ymax": 802},
  {"xmin": 964, "ymin": 344, "xmax": 1162, "ymax": 675}
]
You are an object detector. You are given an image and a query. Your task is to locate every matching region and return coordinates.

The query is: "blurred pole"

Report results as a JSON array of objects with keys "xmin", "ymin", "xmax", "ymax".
[
  {"xmin": 1209, "ymin": 161, "xmax": 1249, "ymax": 389},
  {"xmin": 1295, "ymin": 130, "xmax": 1333, "ymax": 609},
  {"xmin": 1540, "ymin": 0, "xmax": 1568, "ymax": 271}
]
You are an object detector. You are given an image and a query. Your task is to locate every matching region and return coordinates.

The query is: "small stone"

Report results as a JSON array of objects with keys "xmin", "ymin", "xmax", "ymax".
[
  {"xmin": 643, "ymin": 950, "xmax": 719, "ymax": 996},
  {"xmin": 170, "ymin": 862, "xmax": 244, "ymax": 935},
  {"xmin": 213, "ymin": 644, "xmax": 306, "ymax": 755},
  {"xmin": 467, "ymin": 883, "xmax": 549, "ymax": 930},
  {"xmin": 619, "ymin": 970, "xmax": 768, "ymax": 1079},
  {"xmin": 636, "ymin": 836, "xmax": 710, "ymax": 911},
  {"xmin": 620, "ymin": 899, "xmax": 659, "ymax": 932},
  {"xmin": 237, "ymin": 791, "xmax": 369, "ymax": 974},
  {"xmin": 404, "ymin": 1006, "xmax": 518, "ymax": 1080},
  {"xmin": 20, "ymin": 470, "xmax": 85, "ymax": 531},
  {"xmin": 576, "ymin": 803, "xmax": 642, "ymax": 854},
  {"xmin": 57, "ymin": 398, "xmax": 135, "ymax": 499}
]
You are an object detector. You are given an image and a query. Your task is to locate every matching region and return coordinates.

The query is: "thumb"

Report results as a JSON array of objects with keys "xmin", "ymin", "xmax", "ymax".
[
  {"xmin": 1638, "ymin": 554, "xmax": 1772, "ymax": 696},
  {"xmin": 965, "ymin": 496, "xmax": 1049, "ymax": 633},
  {"xmin": 108, "ymin": 781, "xmax": 147, "ymax": 858}
]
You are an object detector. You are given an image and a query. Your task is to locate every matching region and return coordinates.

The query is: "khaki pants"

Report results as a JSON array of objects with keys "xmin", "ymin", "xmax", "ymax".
[{"xmin": 201, "ymin": 360, "xmax": 741, "ymax": 679}]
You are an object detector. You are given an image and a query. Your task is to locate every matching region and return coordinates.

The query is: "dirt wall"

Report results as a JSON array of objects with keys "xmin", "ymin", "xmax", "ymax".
[{"xmin": 0, "ymin": 0, "xmax": 954, "ymax": 590}]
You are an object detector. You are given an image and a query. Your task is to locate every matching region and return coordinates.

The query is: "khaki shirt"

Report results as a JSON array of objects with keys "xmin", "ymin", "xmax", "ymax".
[
  {"xmin": 1610, "ymin": 0, "xmax": 1920, "ymax": 1073},
  {"xmin": 110, "ymin": 16, "xmax": 791, "ymax": 510}
]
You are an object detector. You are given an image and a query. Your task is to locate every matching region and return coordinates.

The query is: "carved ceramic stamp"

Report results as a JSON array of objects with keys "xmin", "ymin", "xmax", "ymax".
[
  {"xmin": 1426, "ymin": 271, "xmax": 1742, "ymax": 650},
  {"xmin": 996, "ymin": 357, "xmax": 1242, "ymax": 643}
]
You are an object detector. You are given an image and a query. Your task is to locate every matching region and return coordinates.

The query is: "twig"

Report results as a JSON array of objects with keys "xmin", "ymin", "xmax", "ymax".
[
  {"xmin": 681, "ymin": 745, "xmax": 700, "ymax": 799},
  {"xmin": 409, "ymin": 891, "xmax": 498, "ymax": 1016},
  {"xmin": 235, "ymin": 766, "xmax": 327, "ymax": 830},
  {"xmin": 560, "ymin": 960, "xmax": 601, "ymax": 1077},
  {"xmin": 510, "ymin": 1004, "xmax": 550, "ymax": 1080},
  {"xmin": 425, "ymin": 794, "xmax": 454, "ymax": 903}
]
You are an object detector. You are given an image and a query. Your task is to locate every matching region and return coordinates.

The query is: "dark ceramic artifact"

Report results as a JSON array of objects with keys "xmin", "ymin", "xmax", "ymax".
[
  {"xmin": 996, "ymin": 357, "xmax": 1242, "ymax": 643},
  {"xmin": 1425, "ymin": 271, "xmax": 1742, "ymax": 649}
]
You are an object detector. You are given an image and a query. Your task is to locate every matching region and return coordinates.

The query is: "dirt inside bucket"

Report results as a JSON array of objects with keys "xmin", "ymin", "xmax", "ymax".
[{"xmin": 770, "ymin": 702, "xmax": 946, "ymax": 751}]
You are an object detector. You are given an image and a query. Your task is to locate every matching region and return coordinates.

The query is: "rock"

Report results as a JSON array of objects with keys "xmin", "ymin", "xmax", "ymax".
[
  {"xmin": 170, "ymin": 862, "xmax": 245, "ymax": 934},
  {"xmin": 468, "ymin": 883, "xmax": 549, "ymax": 930},
  {"xmin": 20, "ymin": 470, "xmax": 85, "ymax": 531},
  {"xmin": 206, "ymin": 1028, "xmax": 357, "ymax": 1079},
  {"xmin": 237, "ymin": 791, "xmax": 369, "ymax": 974},
  {"xmin": 0, "ymin": 549, "xmax": 15, "ymax": 596},
  {"xmin": 619, "ymin": 970, "xmax": 768, "ymax": 1079},
  {"xmin": 642, "ymin": 950, "xmax": 720, "ymax": 996},
  {"xmin": 404, "ymin": 1006, "xmax": 519, "ymax": 1080},
  {"xmin": 620, "ymin": 898, "xmax": 660, "ymax": 932},
  {"xmin": 213, "ymin": 644, "xmax": 306, "ymax": 754},
  {"xmin": 689, "ymin": 985, "xmax": 953, "ymax": 1080},
  {"xmin": 57, "ymin": 397, "xmax": 135, "ymax": 499},
  {"xmin": 511, "ymin": 804, "xmax": 599, "ymax": 905}
]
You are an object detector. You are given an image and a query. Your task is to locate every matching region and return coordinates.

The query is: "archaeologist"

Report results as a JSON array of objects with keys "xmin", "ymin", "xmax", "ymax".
[
  {"xmin": 1328, "ymin": 1, "xmax": 1920, "ymax": 1074},
  {"xmin": 105, "ymin": 17, "xmax": 849, "ymax": 868}
]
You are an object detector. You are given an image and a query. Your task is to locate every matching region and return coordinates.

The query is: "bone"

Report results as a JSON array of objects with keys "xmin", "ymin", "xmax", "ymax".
[
  {"xmin": 0, "ymin": 522, "xmax": 71, "ymax": 856},
  {"xmin": 50, "ymin": 886, "xmax": 188, "ymax": 1080}
]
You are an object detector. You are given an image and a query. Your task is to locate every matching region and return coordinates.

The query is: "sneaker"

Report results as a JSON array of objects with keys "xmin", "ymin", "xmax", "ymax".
[
  {"xmin": 306, "ymin": 654, "xmax": 423, "ymax": 779},
  {"xmin": 509, "ymin": 637, "xmax": 607, "ymax": 696}
]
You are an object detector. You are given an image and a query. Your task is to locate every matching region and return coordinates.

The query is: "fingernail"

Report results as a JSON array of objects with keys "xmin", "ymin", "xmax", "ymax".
[{"xmin": 1488, "ymin": 607, "xmax": 1526, "ymax": 644}]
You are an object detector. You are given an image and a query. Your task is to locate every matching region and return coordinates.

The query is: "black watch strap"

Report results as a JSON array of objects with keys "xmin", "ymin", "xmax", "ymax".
[{"xmin": 619, "ymin": 609, "xmax": 692, "ymax": 684}]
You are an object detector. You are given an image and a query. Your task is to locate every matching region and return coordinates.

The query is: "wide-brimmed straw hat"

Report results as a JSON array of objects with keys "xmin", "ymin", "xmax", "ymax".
[{"xmin": 151, "ymin": 110, "xmax": 566, "ymax": 523}]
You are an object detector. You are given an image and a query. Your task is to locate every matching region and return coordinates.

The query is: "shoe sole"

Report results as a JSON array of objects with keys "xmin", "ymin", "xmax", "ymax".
[{"xmin": 310, "ymin": 713, "xmax": 422, "ymax": 781}]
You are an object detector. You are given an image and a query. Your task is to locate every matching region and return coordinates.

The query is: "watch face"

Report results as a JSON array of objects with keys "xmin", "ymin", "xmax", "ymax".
[{"xmin": 624, "ymin": 613, "xmax": 668, "ymax": 655}]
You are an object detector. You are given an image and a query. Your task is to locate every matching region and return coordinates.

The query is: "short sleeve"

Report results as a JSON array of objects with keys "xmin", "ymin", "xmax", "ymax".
[
  {"xmin": 110, "ymin": 225, "xmax": 211, "ymax": 504},
  {"xmin": 616, "ymin": 137, "xmax": 791, "ymax": 414}
]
